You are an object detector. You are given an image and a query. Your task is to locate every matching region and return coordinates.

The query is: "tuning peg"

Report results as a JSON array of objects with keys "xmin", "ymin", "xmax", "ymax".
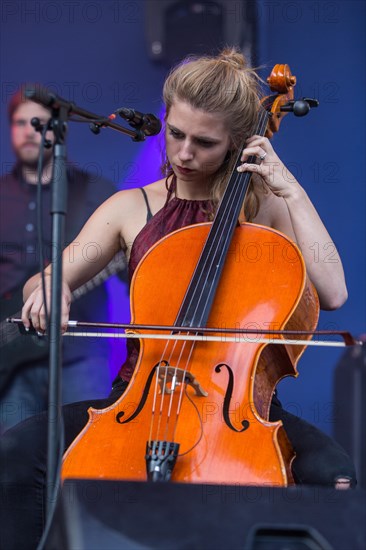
[
  {"xmin": 302, "ymin": 98, "xmax": 319, "ymax": 108},
  {"xmin": 280, "ymin": 98, "xmax": 319, "ymax": 117}
]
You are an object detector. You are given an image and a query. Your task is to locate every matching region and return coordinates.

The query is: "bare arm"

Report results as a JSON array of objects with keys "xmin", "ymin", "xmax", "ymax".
[
  {"xmin": 280, "ymin": 185, "xmax": 346, "ymax": 310},
  {"xmin": 240, "ymin": 136, "xmax": 347, "ymax": 310},
  {"xmin": 22, "ymin": 191, "xmax": 130, "ymax": 331}
]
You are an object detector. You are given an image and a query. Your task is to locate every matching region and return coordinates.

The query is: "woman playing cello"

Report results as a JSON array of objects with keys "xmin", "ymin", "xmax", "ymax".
[{"xmin": 0, "ymin": 48, "xmax": 356, "ymax": 549}]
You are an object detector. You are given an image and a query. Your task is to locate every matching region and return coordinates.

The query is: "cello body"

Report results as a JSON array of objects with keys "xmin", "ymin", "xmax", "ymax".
[{"xmin": 62, "ymin": 222, "xmax": 319, "ymax": 486}]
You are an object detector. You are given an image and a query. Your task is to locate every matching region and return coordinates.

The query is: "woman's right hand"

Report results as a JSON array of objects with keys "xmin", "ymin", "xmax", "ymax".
[{"xmin": 21, "ymin": 275, "xmax": 72, "ymax": 333}]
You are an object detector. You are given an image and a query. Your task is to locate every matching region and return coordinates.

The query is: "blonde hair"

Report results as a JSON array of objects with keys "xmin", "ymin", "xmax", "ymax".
[{"xmin": 162, "ymin": 47, "xmax": 264, "ymax": 220}]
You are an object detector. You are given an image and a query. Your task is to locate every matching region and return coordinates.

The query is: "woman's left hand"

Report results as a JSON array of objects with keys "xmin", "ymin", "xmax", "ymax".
[{"xmin": 237, "ymin": 135, "xmax": 298, "ymax": 199}]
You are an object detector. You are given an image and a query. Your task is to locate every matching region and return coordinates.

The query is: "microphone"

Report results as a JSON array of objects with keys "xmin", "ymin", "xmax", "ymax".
[
  {"xmin": 24, "ymin": 84, "xmax": 74, "ymax": 112},
  {"xmin": 25, "ymin": 86, "xmax": 161, "ymax": 140},
  {"xmin": 114, "ymin": 107, "xmax": 161, "ymax": 136}
]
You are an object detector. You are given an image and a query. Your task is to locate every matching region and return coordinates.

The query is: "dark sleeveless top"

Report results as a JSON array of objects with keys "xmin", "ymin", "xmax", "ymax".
[{"xmin": 118, "ymin": 183, "xmax": 213, "ymax": 382}]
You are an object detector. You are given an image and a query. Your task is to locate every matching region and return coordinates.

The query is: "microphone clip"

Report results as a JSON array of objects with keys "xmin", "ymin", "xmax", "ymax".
[{"xmin": 31, "ymin": 117, "xmax": 53, "ymax": 148}]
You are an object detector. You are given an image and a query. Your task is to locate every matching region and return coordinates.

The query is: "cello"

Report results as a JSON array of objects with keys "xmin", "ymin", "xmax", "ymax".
[{"xmin": 62, "ymin": 65, "xmax": 319, "ymax": 487}]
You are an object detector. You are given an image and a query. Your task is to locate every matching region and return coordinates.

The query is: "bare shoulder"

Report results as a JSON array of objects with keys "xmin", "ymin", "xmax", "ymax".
[
  {"xmin": 140, "ymin": 179, "xmax": 170, "ymax": 213},
  {"xmin": 114, "ymin": 179, "xmax": 168, "ymax": 254},
  {"xmin": 73, "ymin": 188, "xmax": 145, "ymax": 253},
  {"xmin": 92, "ymin": 187, "xmax": 144, "ymax": 226}
]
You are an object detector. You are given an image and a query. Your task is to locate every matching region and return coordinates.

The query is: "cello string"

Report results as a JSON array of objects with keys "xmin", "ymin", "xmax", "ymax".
[
  {"xmin": 154, "ymin": 361, "xmax": 172, "ymax": 442},
  {"xmin": 189, "ymin": 109, "xmax": 269, "ymax": 326},
  {"xmin": 151, "ymin": 108, "xmax": 271, "ymax": 445},
  {"xmin": 171, "ymin": 134, "xmax": 249, "ymax": 327},
  {"xmin": 194, "ymin": 109, "xmax": 270, "ymax": 326},
  {"xmin": 105, "ymin": 107, "xmax": 272, "ymax": 452},
  {"xmin": 151, "ymin": 333, "xmax": 205, "ymax": 455},
  {"xmin": 166, "ymin": 338, "xmax": 197, "ymax": 443},
  {"xmin": 158, "ymin": 334, "xmax": 201, "ymax": 444},
  {"xmin": 148, "ymin": 362, "xmax": 165, "ymax": 445},
  {"xmin": 145, "ymin": 326, "xmax": 201, "ymax": 445},
  {"xmin": 156, "ymin": 339, "xmax": 187, "ymax": 441},
  {"xmin": 179, "ymin": 109, "xmax": 269, "ymax": 328},
  {"xmin": 148, "ymin": 333, "xmax": 194, "ymax": 444},
  {"xmin": 148, "ymin": 337, "xmax": 174, "ymax": 444}
]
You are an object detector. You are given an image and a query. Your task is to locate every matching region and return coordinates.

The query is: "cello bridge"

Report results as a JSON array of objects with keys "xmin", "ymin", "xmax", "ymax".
[{"xmin": 157, "ymin": 366, "xmax": 208, "ymax": 397}]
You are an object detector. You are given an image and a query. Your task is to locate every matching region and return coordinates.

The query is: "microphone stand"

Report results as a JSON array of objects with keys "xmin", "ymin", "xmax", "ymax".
[
  {"xmin": 24, "ymin": 86, "xmax": 161, "ymax": 520},
  {"xmin": 45, "ymin": 104, "xmax": 69, "ymax": 516}
]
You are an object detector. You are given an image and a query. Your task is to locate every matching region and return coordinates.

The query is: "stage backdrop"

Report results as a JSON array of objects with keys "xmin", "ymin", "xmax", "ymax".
[{"xmin": 1, "ymin": 1, "xmax": 364, "ymax": 438}]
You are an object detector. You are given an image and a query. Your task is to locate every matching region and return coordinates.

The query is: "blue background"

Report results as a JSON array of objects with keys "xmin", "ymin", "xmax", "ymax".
[{"xmin": 1, "ymin": 0, "xmax": 365, "ymax": 436}]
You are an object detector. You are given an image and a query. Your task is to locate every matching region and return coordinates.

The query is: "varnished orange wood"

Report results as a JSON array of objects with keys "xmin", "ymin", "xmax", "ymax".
[
  {"xmin": 265, "ymin": 64, "xmax": 296, "ymax": 137},
  {"xmin": 62, "ymin": 223, "xmax": 319, "ymax": 486}
]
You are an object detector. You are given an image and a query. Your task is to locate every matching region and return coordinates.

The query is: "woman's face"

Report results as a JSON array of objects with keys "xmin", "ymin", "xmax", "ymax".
[{"xmin": 165, "ymin": 100, "xmax": 232, "ymax": 186}]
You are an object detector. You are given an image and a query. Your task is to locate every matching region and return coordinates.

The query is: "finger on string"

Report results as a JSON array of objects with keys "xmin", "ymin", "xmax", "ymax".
[
  {"xmin": 237, "ymin": 163, "xmax": 262, "ymax": 173},
  {"xmin": 247, "ymin": 135, "xmax": 267, "ymax": 145},
  {"xmin": 241, "ymin": 146, "xmax": 266, "ymax": 162}
]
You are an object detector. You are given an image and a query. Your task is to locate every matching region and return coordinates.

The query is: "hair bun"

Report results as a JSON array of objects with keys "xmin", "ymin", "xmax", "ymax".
[{"xmin": 218, "ymin": 47, "xmax": 247, "ymax": 70}]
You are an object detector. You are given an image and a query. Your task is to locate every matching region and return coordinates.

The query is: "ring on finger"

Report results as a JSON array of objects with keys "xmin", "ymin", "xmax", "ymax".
[{"xmin": 259, "ymin": 152, "xmax": 267, "ymax": 161}]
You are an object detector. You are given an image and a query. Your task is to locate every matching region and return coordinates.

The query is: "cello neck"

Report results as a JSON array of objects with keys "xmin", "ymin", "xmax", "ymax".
[{"xmin": 174, "ymin": 107, "xmax": 270, "ymax": 329}]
